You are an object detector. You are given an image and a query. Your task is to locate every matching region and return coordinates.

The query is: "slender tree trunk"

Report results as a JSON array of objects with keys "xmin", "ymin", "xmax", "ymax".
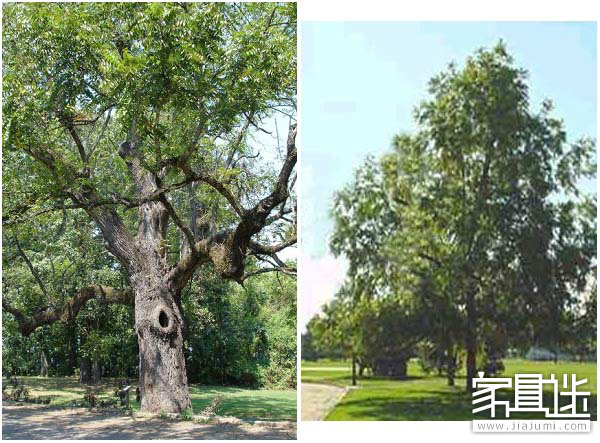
[
  {"xmin": 68, "ymin": 324, "xmax": 77, "ymax": 375},
  {"xmin": 92, "ymin": 359, "xmax": 102, "ymax": 383},
  {"xmin": 466, "ymin": 288, "xmax": 477, "ymax": 393},
  {"xmin": 351, "ymin": 354, "xmax": 357, "ymax": 386},
  {"xmin": 133, "ymin": 271, "xmax": 191, "ymax": 413},
  {"xmin": 40, "ymin": 350, "xmax": 49, "ymax": 377},
  {"xmin": 446, "ymin": 343, "xmax": 455, "ymax": 387},
  {"xmin": 80, "ymin": 358, "xmax": 92, "ymax": 383}
]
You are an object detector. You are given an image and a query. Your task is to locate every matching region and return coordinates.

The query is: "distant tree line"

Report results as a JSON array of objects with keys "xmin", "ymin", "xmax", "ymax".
[{"xmin": 3, "ymin": 264, "xmax": 297, "ymax": 389}]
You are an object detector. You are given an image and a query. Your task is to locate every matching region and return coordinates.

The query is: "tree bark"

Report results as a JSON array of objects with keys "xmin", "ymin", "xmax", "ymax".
[
  {"xmin": 68, "ymin": 324, "xmax": 78, "ymax": 376},
  {"xmin": 40, "ymin": 350, "xmax": 49, "ymax": 377},
  {"xmin": 115, "ymin": 135, "xmax": 192, "ymax": 413},
  {"xmin": 351, "ymin": 354, "xmax": 357, "ymax": 386},
  {"xmin": 132, "ymin": 271, "xmax": 191, "ymax": 413},
  {"xmin": 92, "ymin": 359, "xmax": 102, "ymax": 383},
  {"xmin": 446, "ymin": 343, "xmax": 455, "ymax": 387},
  {"xmin": 80, "ymin": 358, "xmax": 92, "ymax": 383}
]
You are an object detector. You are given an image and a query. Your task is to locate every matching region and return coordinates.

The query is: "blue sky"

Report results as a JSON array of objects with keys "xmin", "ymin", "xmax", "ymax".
[{"xmin": 300, "ymin": 22, "xmax": 597, "ymax": 329}]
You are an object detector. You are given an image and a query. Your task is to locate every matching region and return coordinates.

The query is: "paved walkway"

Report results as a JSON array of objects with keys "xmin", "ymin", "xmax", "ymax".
[
  {"xmin": 301, "ymin": 383, "xmax": 347, "ymax": 421},
  {"xmin": 1, "ymin": 404, "xmax": 296, "ymax": 440}
]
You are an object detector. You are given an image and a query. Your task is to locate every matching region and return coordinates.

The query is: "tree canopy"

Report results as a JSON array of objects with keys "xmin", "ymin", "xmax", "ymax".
[
  {"xmin": 308, "ymin": 42, "xmax": 596, "ymax": 389},
  {"xmin": 3, "ymin": 1, "xmax": 297, "ymax": 413}
]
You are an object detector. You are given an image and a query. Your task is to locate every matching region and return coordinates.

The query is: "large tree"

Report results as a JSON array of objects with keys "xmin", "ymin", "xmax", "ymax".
[
  {"xmin": 2, "ymin": 2, "xmax": 296, "ymax": 413},
  {"xmin": 329, "ymin": 43, "xmax": 595, "ymax": 391},
  {"xmin": 408, "ymin": 43, "xmax": 595, "ymax": 389}
]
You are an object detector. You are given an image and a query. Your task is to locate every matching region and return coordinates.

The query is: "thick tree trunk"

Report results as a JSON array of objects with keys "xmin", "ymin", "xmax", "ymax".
[
  {"xmin": 466, "ymin": 288, "xmax": 477, "ymax": 393},
  {"xmin": 133, "ymin": 273, "xmax": 191, "ymax": 413}
]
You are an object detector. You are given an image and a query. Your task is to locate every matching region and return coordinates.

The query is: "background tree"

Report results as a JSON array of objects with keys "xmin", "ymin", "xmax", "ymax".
[
  {"xmin": 308, "ymin": 294, "xmax": 362, "ymax": 384},
  {"xmin": 3, "ymin": 2, "xmax": 296, "ymax": 413}
]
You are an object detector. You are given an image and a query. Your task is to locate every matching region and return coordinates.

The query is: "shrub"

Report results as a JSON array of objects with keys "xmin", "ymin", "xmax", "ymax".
[
  {"xmin": 180, "ymin": 407, "xmax": 194, "ymax": 421},
  {"xmin": 83, "ymin": 386, "xmax": 101, "ymax": 408}
]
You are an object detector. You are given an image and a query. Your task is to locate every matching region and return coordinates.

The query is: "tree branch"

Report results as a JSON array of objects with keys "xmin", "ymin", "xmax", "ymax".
[
  {"xmin": 2, "ymin": 285, "xmax": 133, "ymax": 336},
  {"xmin": 13, "ymin": 234, "xmax": 48, "ymax": 299},
  {"xmin": 249, "ymin": 235, "xmax": 297, "ymax": 255},
  {"xmin": 20, "ymin": 141, "xmax": 138, "ymax": 268},
  {"xmin": 242, "ymin": 266, "xmax": 296, "ymax": 280},
  {"xmin": 178, "ymin": 167, "xmax": 245, "ymax": 217},
  {"xmin": 158, "ymin": 193, "xmax": 197, "ymax": 254},
  {"xmin": 88, "ymin": 109, "xmax": 112, "ymax": 161},
  {"xmin": 65, "ymin": 124, "xmax": 87, "ymax": 166},
  {"xmin": 169, "ymin": 124, "xmax": 297, "ymax": 286}
]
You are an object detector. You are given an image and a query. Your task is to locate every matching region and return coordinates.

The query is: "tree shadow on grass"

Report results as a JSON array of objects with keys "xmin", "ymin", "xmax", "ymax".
[
  {"xmin": 360, "ymin": 375, "xmax": 426, "ymax": 382},
  {"xmin": 301, "ymin": 372, "xmax": 350, "ymax": 386},
  {"xmin": 328, "ymin": 389, "xmax": 471, "ymax": 421},
  {"xmin": 190, "ymin": 395, "xmax": 296, "ymax": 422},
  {"xmin": 190, "ymin": 385, "xmax": 249, "ymax": 396},
  {"xmin": 188, "ymin": 385, "xmax": 296, "ymax": 422},
  {"xmin": 326, "ymin": 388, "xmax": 597, "ymax": 421},
  {"xmin": 1, "ymin": 404, "xmax": 296, "ymax": 440}
]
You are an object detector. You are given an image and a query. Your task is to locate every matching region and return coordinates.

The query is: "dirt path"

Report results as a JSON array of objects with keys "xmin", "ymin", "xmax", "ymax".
[
  {"xmin": 301, "ymin": 383, "xmax": 347, "ymax": 421},
  {"xmin": 1, "ymin": 404, "xmax": 296, "ymax": 440}
]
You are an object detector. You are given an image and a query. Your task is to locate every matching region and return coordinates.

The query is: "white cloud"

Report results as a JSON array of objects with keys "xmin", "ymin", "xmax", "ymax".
[{"xmin": 298, "ymin": 251, "xmax": 348, "ymax": 332}]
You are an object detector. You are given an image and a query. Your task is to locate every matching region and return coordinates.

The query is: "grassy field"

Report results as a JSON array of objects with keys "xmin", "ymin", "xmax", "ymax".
[
  {"xmin": 2, "ymin": 377, "xmax": 296, "ymax": 422},
  {"xmin": 301, "ymin": 359, "xmax": 597, "ymax": 421}
]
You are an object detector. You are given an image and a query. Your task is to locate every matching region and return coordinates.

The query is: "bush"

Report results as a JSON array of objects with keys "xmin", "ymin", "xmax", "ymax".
[
  {"xmin": 83, "ymin": 386, "xmax": 101, "ymax": 408},
  {"xmin": 180, "ymin": 407, "xmax": 194, "ymax": 421}
]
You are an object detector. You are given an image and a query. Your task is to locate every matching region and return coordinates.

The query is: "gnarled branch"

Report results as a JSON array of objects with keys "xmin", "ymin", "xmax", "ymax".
[
  {"xmin": 169, "ymin": 123, "xmax": 298, "ymax": 287},
  {"xmin": 249, "ymin": 236, "xmax": 297, "ymax": 255},
  {"xmin": 2, "ymin": 285, "xmax": 133, "ymax": 336}
]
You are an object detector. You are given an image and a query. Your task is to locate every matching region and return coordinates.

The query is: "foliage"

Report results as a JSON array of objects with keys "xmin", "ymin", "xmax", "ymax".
[
  {"xmin": 180, "ymin": 406, "xmax": 194, "ymax": 421},
  {"xmin": 2, "ymin": 1, "xmax": 297, "ymax": 394},
  {"xmin": 182, "ymin": 265, "xmax": 296, "ymax": 388},
  {"xmin": 318, "ymin": 42, "xmax": 596, "ymax": 390},
  {"xmin": 3, "ymin": 265, "xmax": 296, "ymax": 388}
]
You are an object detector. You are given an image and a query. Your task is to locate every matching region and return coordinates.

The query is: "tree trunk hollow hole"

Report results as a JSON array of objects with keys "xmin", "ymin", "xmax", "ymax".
[{"xmin": 159, "ymin": 310, "xmax": 169, "ymax": 328}]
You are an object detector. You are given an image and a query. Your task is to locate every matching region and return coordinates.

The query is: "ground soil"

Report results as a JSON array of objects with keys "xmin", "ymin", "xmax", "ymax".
[{"xmin": 1, "ymin": 403, "xmax": 296, "ymax": 440}]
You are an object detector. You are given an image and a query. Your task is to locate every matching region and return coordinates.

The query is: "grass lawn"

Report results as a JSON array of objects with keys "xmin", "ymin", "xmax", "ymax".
[
  {"xmin": 301, "ymin": 359, "xmax": 597, "ymax": 421},
  {"xmin": 2, "ymin": 376, "xmax": 296, "ymax": 422}
]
